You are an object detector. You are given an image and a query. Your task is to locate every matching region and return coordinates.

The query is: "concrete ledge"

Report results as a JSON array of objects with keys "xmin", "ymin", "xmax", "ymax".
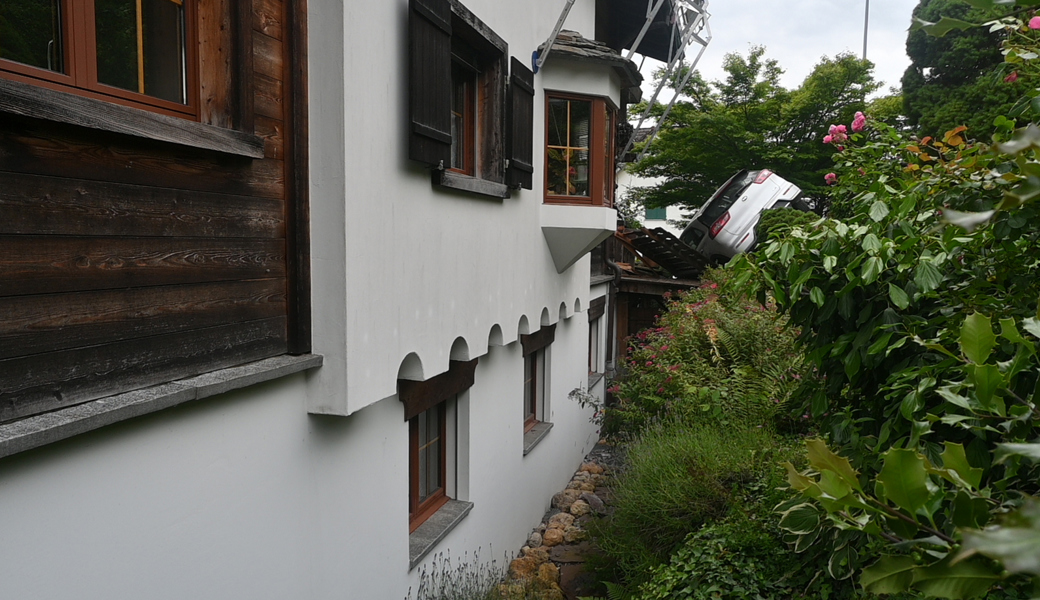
[
  {"xmin": 588, "ymin": 372, "xmax": 604, "ymax": 389},
  {"xmin": 523, "ymin": 421, "xmax": 554, "ymax": 456},
  {"xmin": 0, "ymin": 354, "xmax": 323, "ymax": 460},
  {"xmin": 409, "ymin": 499, "xmax": 474, "ymax": 570}
]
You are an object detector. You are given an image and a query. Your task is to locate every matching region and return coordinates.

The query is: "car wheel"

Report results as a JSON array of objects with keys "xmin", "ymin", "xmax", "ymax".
[{"xmin": 791, "ymin": 197, "xmax": 811, "ymax": 212}]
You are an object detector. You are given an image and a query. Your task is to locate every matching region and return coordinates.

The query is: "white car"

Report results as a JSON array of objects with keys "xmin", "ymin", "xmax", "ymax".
[{"xmin": 679, "ymin": 169, "xmax": 805, "ymax": 264}]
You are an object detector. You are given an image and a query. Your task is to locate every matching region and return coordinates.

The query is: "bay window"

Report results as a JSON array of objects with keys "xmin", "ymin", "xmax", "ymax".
[{"xmin": 545, "ymin": 94, "xmax": 616, "ymax": 207}]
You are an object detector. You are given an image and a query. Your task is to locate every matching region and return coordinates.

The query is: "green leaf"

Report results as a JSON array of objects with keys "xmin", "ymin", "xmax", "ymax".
[
  {"xmin": 823, "ymin": 255, "xmax": 837, "ymax": 273},
  {"xmin": 889, "ymin": 283, "xmax": 910, "ymax": 309},
  {"xmin": 952, "ymin": 491, "xmax": 990, "ymax": 529},
  {"xmin": 914, "ymin": 260, "xmax": 943, "ymax": 293},
  {"xmin": 968, "ymin": 364, "xmax": 1004, "ymax": 414},
  {"xmin": 862, "ymin": 256, "xmax": 883, "ymax": 284},
  {"xmin": 911, "ymin": 555, "xmax": 1003, "ymax": 599},
  {"xmin": 1022, "ymin": 317, "xmax": 1040, "ymax": 340},
  {"xmin": 995, "ymin": 443, "xmax": 1040, "ymax": 463},
  {"xmin": 937, "ymin": 386, "xmax": 975, "ymax": 411},
  {"xmin": 810, "ymin": 286, "xmax": 825, "ymax": 307},
  {"xmin": 910, "ymin": 15, "xmax": 977, "ymax": 37},
  {"xmin": 962, "ymin": 499, "xmax": 1040, "ymax": 576},
  {"xmin": 941, "ymin": 443, "xmax": 983, "ymax": 489},
  {"xmin": 784, "ymin": 461, "xmax": 818, "ymax": 493},
  {"xmin": 941, "ymin": 209, "xmax": 995, "ymax": 232},
  {"xmin": 999, "ymin": 318, "xmax": 1028, "ymax": 344},
  {"xmin": 806, "ymin": 439, "xmax": 862, "ymax": 492},
  {"xmin": 997, "ymin": 123, "xmax": 1040, "ymax": 155},
  {"xmin": 878, "ymin": 449, "xmax": 931, "ymax": 516},
  {"xmin": 862, "ymin": 233, "xmax": 882, "ymax": 252},
  {"xmin": 828, "ymin": 544, "xmax": 857, "ymax": 580},
  {"xmin": 869, "ymin": 200, "xmax": 890, "ymax": 222},
  {"xmin": 960, "ymin": 312, "xmax": 996, "ymax": 364},
  {"xmin": 779, "ymin": 502, "xmax": 821, "ymax": 535},
  {"xmin": 869, "ymin": 331, "xmax": 895, "ymax": 355},
  {"xmin": 861, "ymin": 555, "xmax": 916, "ymax": 595}
]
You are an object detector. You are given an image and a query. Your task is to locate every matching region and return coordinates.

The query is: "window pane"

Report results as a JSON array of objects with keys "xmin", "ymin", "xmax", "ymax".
[
  {"xmin": 547, "ymin": 99, "xmax": 568, "ymax": 147},
  {"xmin": 546, "ymin": 148, "xmax": 567, "ymax": 197},
  {"xmin": 0, "ymin": 0, "xmax": 63, "ymax": 73},
  {"xmin": 96, "ymin": 0, "xmax": 186, "ymax": 104},
  {"xmin": 569, "ymin": 100, "xmax": 590, "ymax": 149},
  {"xmin": 569, "ymin": 149, "xmax": 589, "ymax": 196}
]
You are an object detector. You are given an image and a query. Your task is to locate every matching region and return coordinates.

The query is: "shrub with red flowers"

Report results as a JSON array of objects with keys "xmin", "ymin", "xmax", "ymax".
[{"xmin": 603, "ymin": 268, "xmax": 805, "ymax": 440}]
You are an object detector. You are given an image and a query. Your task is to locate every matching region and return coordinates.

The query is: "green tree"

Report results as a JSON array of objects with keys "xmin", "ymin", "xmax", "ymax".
[
  {"xmin": 631, "ymin": 48, "xmax": 878, "ymax": 213},
  {"xmin": 902, "ymin": 0, "xmax": 1019, "ymax": 138}
]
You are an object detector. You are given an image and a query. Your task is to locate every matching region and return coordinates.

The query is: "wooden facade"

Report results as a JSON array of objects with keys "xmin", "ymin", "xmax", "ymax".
[{"xmin": 0, "ymin": 0, "xmax": 309, "ymax": 423}]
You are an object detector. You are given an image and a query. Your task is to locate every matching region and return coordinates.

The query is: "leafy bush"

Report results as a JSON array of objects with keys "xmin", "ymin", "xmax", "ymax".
[
  {"xmin": 754, "ymin": 208, "xmax": 819, "ymax": 246},
  {"xmin": 633, "ymin": 455, "xmax": 871, "ymax": 600},
  {"xmin": 604, "ymin": 269, "xmax": 805, "ymax": 440},
  {"xmin": 589, "ymin": 420, "xmax": 780, "ymax": 589},
  {"xmin": 725, "ymin": 13, "xmax": 1040, "ymax": 593}
]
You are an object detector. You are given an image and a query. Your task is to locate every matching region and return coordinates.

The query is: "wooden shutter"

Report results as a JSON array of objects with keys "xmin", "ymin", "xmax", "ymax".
[
  {"xmin": 409, "ymin": 0, "xmax": 453, "ymax": 167},
  {"xmin": 506, "ymin": 57, "xmax": 534, "ymax": 190}
]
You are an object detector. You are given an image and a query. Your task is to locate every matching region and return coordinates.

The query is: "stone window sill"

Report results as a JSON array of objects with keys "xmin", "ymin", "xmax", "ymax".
[
  {"xmin": 523, "ymin": 421, "xmax": 554, "ymax": 456},
  {"xmin": 0, "ymin": 354, "xmax": 323, "ymax": 459},
  {"xmin": 0, "ymin": 78, "xmax": 265, "ymax": 158},
  {"xmin": 588, "ymin": 372, "xmax": 604, "ymax": 388},
  {"xmin": 409, "ymin": 499, "xmax": 474, "ymax": 570}
]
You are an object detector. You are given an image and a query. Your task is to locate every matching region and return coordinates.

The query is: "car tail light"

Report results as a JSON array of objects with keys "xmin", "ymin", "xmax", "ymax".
[
  {"xmin": 753, "ymin": 170, "xmax": 772, "ymax": 184},
  {"xmin": 709, "ymin": 212, "xmax": 730, "ymax": 238}
]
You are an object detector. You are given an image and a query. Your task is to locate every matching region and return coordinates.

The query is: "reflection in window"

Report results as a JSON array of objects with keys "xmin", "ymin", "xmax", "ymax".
[
  {"xmin": 416, "ymin": 405, "xmax": 443, "ymax": 504},
  {"xmin": 95, "ymin": 0, "xmax": 187, "ymax": 104},
  {"xmin": 0, "ymin": 0, "xmax": 63, "ymax": 73},
  {"xmin": 547, "ymin": 98, "xmax": 591, "ymax": 197}
]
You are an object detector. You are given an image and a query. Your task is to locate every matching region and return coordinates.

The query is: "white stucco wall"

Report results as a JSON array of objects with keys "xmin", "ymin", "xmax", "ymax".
[
  {"xmin": 309, "ymin": 0, "xmax": 617, "ymax": 415},
  {"xmin": 0, "ymin": 318, "xmax": 600, "ymax": 599}
]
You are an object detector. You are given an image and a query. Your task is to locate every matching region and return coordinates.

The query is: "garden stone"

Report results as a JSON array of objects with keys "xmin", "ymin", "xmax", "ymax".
[
  {"xmin": 523, "ymin": 545, "xmax": 550, "ymax": 565},
  {"xmin": 527, "ymin": 531, "xmax": 543, "ymax": 547},
  {"xmin": 547, "ymin": 512, "xmax": 574, "ymax": 529},
  {"xmin": 508, "ymin": 556, "xmax": 539, "ymax": 580},
  {"xmin": 542, "ymin": 528, "xmax": 564, "ymax": 546},
  {"xmin": 552, "ymin": 489, "xmax": 581, "ymax": 511},
  {"xmin": 579, "ymin": 492, "xmax": 605, "ymax": 514},
  {"xmin": 563, "ymin": 525, "xmax": 587, "ymax": 543},
  {"xmin": 549, "ymin": 542, "xmax": 592, "ymax": 563},
  {"xmin": 569, "ymin": 499, "xmax": 590, "ymax": 516}
]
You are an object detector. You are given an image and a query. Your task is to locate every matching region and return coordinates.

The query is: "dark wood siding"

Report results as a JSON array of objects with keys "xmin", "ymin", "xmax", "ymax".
[{"xmin": 0, "ymin": 0, "xmax": 306, "ymax": 422}]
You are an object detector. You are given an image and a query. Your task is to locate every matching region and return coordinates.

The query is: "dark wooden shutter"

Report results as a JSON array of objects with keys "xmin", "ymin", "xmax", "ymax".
[
  {"xmin": 409, "ymin": 0, "xmax": 453, "ymax": 167},
  {"xmin": 506, "ymin": 57, "xmax": 534, "ymax": 190}
]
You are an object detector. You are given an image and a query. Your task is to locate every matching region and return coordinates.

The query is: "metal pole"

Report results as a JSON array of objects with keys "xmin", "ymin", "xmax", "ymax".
[{"xmin": 862, "ymin": 0, "xmax": 869, "ymax": 60}]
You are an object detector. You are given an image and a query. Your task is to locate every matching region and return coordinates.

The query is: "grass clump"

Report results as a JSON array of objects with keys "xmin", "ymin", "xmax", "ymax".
[{"xmin": 589, "ymin": 420, "xmax": 780, "ymax": 589}]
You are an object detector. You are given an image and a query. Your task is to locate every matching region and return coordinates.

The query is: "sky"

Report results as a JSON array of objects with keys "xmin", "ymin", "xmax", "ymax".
[{"xmin": 639, "ymin": 0, "xmax": 921, "ymax": 99}]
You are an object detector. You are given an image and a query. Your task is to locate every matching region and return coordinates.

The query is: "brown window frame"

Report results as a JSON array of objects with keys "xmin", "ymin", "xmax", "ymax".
[
  {"xmin": 409, "ymin": 401, "xmax": 450, "ymax": 532},
  {"xmin": 544, "ymin": 93, "xmax": 616, "ymax": 207},
  {"xmin": 0, "ymin": 0, "xmax": 200, "ymax": 119}
]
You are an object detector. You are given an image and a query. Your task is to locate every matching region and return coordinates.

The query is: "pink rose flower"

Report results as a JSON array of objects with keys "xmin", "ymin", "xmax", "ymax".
[
  {"xmin": 1006, "ymin": 71, "xmax": 1019, "ymax": 83},
  {"xmin": 852, "ymin": 111, "xmax": 866, "ymax": 132},
  {"xmin": 1030, "ymin": 16, "xmax": 1040, "ymax": 29},
  {"xmin": 828, "ymin": 123, "xmax": 848, "ymax": 143},
  {"xmin": 824, "ymin": 172, "xmax": 837, "ymax": 185},
  {"xmin": 823, "ymin": 134, "xmax": 833, "ymax": 144}
]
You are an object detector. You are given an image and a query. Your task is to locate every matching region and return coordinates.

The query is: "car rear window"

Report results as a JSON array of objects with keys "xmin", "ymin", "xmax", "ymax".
[
  {"xmin": 697, "ymin": 171, "xmax": 756, "ymax": 227},
  {"xmin": 680, "ymin": 226, "xmax": 705, "ymax": 248}
]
